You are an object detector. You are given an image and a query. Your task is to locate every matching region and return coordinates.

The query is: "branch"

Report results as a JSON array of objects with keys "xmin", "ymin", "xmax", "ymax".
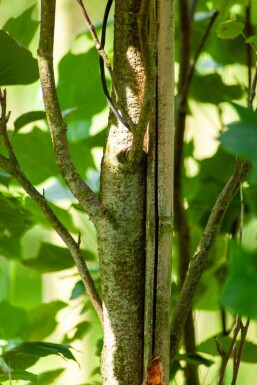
[
  {"xmin": 37, "ymin": 0, "xmax": 101, "ymax": 226},
  {"xmin": 170, "ymin": 158, "xmax": 250, "ymax": 366},
  {"xmin": 75, "ymin": 0, "xmax": 133, "ymax": 129},
  {"xmin": 0, "ymin": 90, "xmax": 103, "ymax": 324}
]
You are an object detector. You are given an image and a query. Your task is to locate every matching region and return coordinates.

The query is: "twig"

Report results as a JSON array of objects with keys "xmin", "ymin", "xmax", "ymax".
[
  {"xmin": 0, "ymin": 91, "xmax": 103, "ymax": 325},
  {"xmin": 170, "ymin": 158, "xmax": 250, "ymax": 367},
  {"xmin": 245, "ymin": 3, "xmax": 252, "ymax": 89},
  {"xmin": 248, "ymin": 62, "xmax": 257, "ymax": 109},
  {"xmin": 0, "ymin": 89, "xmax": 15, "ymax": 161},
  {"xmin": 231, "ymin": 318, "xmax": 250, "ymax": 385},
  {"xmin": 75, "ymin": 0, "xmax": 132, "ymax": 129},
  {"xmin": 38, "ymin": 0, "xmax": 101, "ymax": 225},
  {"xmin": 179, "ymin": 10, "xmax": 219, "ymax": 105},
  {"xmin": 217, "ymin": 317, "xmax": 242, "ymax": 385}
]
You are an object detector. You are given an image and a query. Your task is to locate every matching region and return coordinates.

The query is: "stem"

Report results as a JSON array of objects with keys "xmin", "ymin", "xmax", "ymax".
[
  {"xmin": 170, "ymin": 158, "xmax": 250, "ymax": 367},
  {"xmin": 38, "ymin": 0, "xmax": 101, "ymax": 226},
  {"xmin": 153, "ymin": 0, "xmax": 174, "ymax": 381}
]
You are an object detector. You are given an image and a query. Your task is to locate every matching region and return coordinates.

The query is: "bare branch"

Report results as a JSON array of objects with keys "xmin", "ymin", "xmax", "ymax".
[
  {"xmin": 37, "ymin": 0, "xmax": 101, "ymax": 226},
  {"xmin": 75, "ymin": 0, "xmax": 133, "ymax": 129},
  {"xmin": 0, "ymin": 91, "xmax": 103, "ymax": 325},
  {"xmin": 170, "ymin": 158, "xmax": 250, "ymax": 367}
]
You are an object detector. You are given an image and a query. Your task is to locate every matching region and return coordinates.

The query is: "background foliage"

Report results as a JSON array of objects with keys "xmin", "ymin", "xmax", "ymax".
[{"xmin": 0, "ymin": 0, "xmax": 257, "ymax": 384}]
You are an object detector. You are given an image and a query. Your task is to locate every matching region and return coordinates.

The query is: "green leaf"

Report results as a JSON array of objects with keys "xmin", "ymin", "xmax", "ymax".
[
  {"xmin": 3, "ymin": 5, "xmax": 39, "ymax": 48},
  {"xmin": 220, "ymin": 105, "xmax": 257, "ymax": 163},
  {"xmin": 10, "ymin": 126, "xmax": 58, "ymax": 184},
  {"xmin": 3, "ymin": 341, "xmax": 77, "ymax": 370},
  {"xmin": 0, "ymin": 193, "xmax": 35, "ymax": 259},
  {"xmin": 22, "ymin": 242, "xmax": 94, "ymax": 273},
  {"xmin": 14, "ymin": 111, "xmax": 46, "ymax": 132},
  {"xmin": 216, "ymin": 20, "xmax": 244, "ymax": 40},
  {"xmin": 63, "ymin": 321, "xmax": 91, "ymax": 344},
  {"xmin": 220, "ymin": 241, "xmax": 257, "ymax": 319},
  {"xmin": 176, "ymin": 353, "xmax": 214, "ymax": 367},
  {"xmin": 198, "ymin": 334, "xmax": 257, "ymax": 363},
  {"xmin": 0, "ymin": 171, "xmax": 12, "ymax": 187},
  {"xmin": 57, "ymin": 49, "xmax": 108, "ymax": 121},
  {"xmin": 0, "ymin": 300, "xmax": 29, "ymax": 340},
  {"xmin": 190, "ymin": 73, "xmax": 243, "ymax": 104},
  {"xmin": 24, "ymin": 197, "xmax": 79, "ymax": 233},
  {"xmin": 246, "ymin": 35, "xmax": 257, "ymax": 45},
  {"xmin": 0, "ymin": 30, "xmax": 38, "ymax": 85},
  {"xmin": 0, "ymin": 369, "xmax": 37, "ymax": 383},
  {"xmin": 27, "ymin": 368, "xmax": 65, "ymax": 385},
  {"xmin": 27, "ymin": 301, "xmax": 67, "ymax": 340},
  {"xmin": 70, "ymin": 280, "xmax": 86, "ymax": 300}
]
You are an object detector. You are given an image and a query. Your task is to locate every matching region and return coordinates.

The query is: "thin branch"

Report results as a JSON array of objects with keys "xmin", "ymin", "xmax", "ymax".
[
  {"xmin": 75, "ymin": 0, "xmax": 132, "ymax": 129},
  {"xmin": 37, "ymin": 0, "xmax": 101, "ymax": 226},
  {"xmin": 248, "ymin": 61, "xmax": 257, "ymax": 109},
  {"xmin": 170, "ymin": 158, "xmax": 250, "ymax": 367},
  {"xmin": 217, "ymin": 316, "xmax": 241, "ymax": 385},
  {"xmin": 0, "ymin": 91, "xmax": 103, "ymax": 324},
  {"xmin": 231, "ymin": 318, "xmax": 250, "ymax": 385},
  {"xmin": 245, "ymin": 3, "xmax": 252, "ymax": 90}
]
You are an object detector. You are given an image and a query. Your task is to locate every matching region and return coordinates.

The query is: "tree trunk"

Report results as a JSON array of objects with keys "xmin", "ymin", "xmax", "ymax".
[{"xmin": 97, "ymin": 1, "xmax": 146, "ymax": 385}]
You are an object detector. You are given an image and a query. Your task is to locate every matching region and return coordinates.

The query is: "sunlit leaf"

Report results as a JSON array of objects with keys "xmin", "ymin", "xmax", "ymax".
[
  {"xmin": 0, "ymin": 30, "xmax": 38, "ymax": 85},
  {"xmin": 216, "ymin": 20, "xmax": 244, "ymax": 40},
  {"xmin": 3, "ymin": 5, "xmax": 39, "ymax": 48}
]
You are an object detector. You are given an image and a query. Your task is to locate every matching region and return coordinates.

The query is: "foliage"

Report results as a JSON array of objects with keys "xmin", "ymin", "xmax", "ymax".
[{"xmin": 0, "ymin": 0, "xmax": 257, "ymax": 384}]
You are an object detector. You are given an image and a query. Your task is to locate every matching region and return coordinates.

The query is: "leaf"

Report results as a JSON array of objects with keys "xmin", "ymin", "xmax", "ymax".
[
  {"xmin": 0, "ymin": 300, "xmax": 29, "ymax": 340},
  {"xmin": 14, "ymin": 111, "xmax": 46, "ymax": 132},
  {"xmin": 63, "ymin": 321, "xmax": 91, "ymax": 344},
  {"xmin": 176, "ymin": 353, "xmax": 214, "ymax": 367},
  {"xmin": 216, "ymin": 20, "xmax": 244, "ymax": 40},
  {"xmin": 246, "ymin": 35, "xmax": 257, "ymax": 45},
  {"xmin": 198, "ymin": 334, "xmax": 257, "ymax": 363},
  {"xmin": 0, "ymin": 193, "xmax": 35, "ymax": 259},
  {"xmin": 70, "ymin": 280, "xmax": 86, "ymax": 300},
  {"xmin": 3, "ymin": 5, "xmax": 39, "ymax": 48},
  {"xmin": 27, "ymin": 301, "xmax": 67, "ymax": 340},
  {"xmin": 57, "ymin": 49, "xmax": 108, "ymax": 122},
  {"xmin": 27, "ymin": 368, "xmax": 65, "ymax": 385},
  {"xmin": 10, "ymin": 126, "xmax": 58, "ymax": 184},
  {"xmin": 190, "ymin": 73, "xmax": 243, "ymax": 104},
  {"xmin": 220, "ymin": 241, "xmax": 257, "ymax": 319},
  {"xmin": 0, "ymin": 171, "xmax": 12, "ymax": 187},
  {"xmin": 22, "ymin": 242, "xmax": 94, "ymax": 273},
  {"xmin": 0, "ymin": 369, "xmax": 37, "ymax": 383},
  {"xmin": 3, "ymin": 342, "xmax": 77, "ymax": 370},
  {"xmin": 220, "ymin": 103, "xmax": 257, "ymax": 182},
  {"xmin": 24, "ymin": 197, "xmax": 79, "ymax": 233},
  {"xmin": 0, "ymin": 30, "xmax": 38, "ymax": 85}
]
